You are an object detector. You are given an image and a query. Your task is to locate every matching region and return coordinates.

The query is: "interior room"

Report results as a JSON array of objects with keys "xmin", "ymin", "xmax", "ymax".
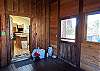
[
  {"xmin": 0, "ymin": 0, "xmax": 100, "ymax": 71},
  {"xmin": 9, "ymin": 15, "xmax": 30, "ymax": 62}
]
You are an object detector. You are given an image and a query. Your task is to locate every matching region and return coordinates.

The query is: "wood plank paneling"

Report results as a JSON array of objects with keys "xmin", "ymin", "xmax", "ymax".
[
  {"xmin": 31, "ymin": 17, "xmax": 36, "ymax": 51},
  {"xmin": 31, "ymin": 0, "xmax": 49, "ymax": 50},
  {"xmin": 45, "ymin": 0, "xmax": 50, "ymax": 48},
  {"xmin": 6, "ymin": 0, "xmax": 31, "ymax": 16},
  {"xmin": 0, "ymin": 0, "xmax": 8, "ymax": 67},
  {"xmin": 1, "ymin": 0, "xmax": 32, "ymax": 67},
  {"xmin": 50, "ymin": 1, "xmax": 58, "ymax": 55},
  {"xmin": 83, "ymin": 0, "xmax": 100, "ymax": 13},
  {"xmin": 81, "ymin": 0, "xmax": 100, "ymax": 70},
  {"xmin": 2, "ymin": 0, "xmax": 100, "ymax": 69},
  {"xmin": 0, "ymin": 16, "xmax": 1, "ymax": 66},
  {"xmin": 60, "ymin": 0, "xmax": 79, "ymax": 17},
  {"xmin": 57, "ymin": 0, "xmax": 82, "ymax": 68}
]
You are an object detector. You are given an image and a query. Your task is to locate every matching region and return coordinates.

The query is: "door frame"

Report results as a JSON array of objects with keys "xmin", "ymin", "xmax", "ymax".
[{"xmin": 6, "ymin": 14, "xmax": 33, "ymax": 63}]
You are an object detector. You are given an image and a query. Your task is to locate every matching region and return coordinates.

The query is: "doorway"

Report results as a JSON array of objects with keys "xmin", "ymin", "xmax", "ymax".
[{"xmin": 9, "ymin": 15, "xmax": 30, "ymax": 62}]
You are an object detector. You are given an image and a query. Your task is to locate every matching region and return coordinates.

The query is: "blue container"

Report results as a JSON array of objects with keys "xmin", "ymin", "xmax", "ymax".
[{"xmin": 48, "ymin": 47, "xmax": 53, "ymax": 57}]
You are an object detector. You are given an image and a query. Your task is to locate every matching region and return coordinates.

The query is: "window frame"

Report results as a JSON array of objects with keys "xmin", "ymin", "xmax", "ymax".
[
  {"xmin": 86, "ymin": 11, "xmax": 100, "ymax": 43},
  {"xmin": 60, "ymin": 16, "xmax": 78, "ymax": 43}
]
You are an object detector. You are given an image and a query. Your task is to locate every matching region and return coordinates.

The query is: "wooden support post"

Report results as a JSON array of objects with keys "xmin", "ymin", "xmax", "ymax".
[
  {"xmin": 75, "ymin": 0, "xmax": 84, "ymax": 68},
  {"xmin": 48, "ymin": 0, "xmax": 51, "ymax": 47},
  {"xmin": 0, "ymin": 15, "xmax": 1, "ymax": 67},
  {"xmin": 57, "ymin": 0, "xmax": 60, "ymax": 57}
]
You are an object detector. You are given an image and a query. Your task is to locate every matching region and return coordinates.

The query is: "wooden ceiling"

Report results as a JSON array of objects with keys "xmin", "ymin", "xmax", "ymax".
[{"xmin": 51, "ymin": 0, "xmax": 57, "ymax": 3}]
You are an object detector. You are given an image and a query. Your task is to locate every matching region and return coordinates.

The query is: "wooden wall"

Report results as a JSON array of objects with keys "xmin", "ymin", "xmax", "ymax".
[
  {"xmin": 81, "ymin": 0, "xmax": 100, "ymax": 71},
  {"xmin": 0, "ymin": 0, "xmax": 50, "ymax": 67},
  {"xmin": 5, "ymin": 0, "xmax": 32, "ymax": 67},
  {"xmin": 50, "ymin": 1, "xmax": 58, "ymax": 55},
  {"xmin": 83, "ymin": 0, "xmax": 100, "ymax": 13},
  {"xmin": 0, "ymin": 0, "xmax": 7, "ymax": 67},
  {"xmin": 50, "ymin": 0, "xmax": 80, "ymax": 66},
  {"xmin": 0, "ymin": 0, "xmax": 99, "ymax": 69},
  {"xmin": 60, "ymin": 0, "xmax": 79, "ymax": 17},
  {"xmin": 5, "ymin": 0, "xmax": 31, "ymax": 16},
  {"xmin": 0, "ymin": 0, "xmax": 32, "ymax": 67},
  {"xmin": 49, "ymin": 0, "xmax": 100, "ymax": 69},
  {"xmin": 60, "ymin": 0, "xmax": 81, "ymax": 67},
  {"xmin": 31, "ymin": 0, "xmax": 49, "ymax": 49},
  {"xmin": 50, "ymin": 0, "xmax": 79, "ymax": 54}
]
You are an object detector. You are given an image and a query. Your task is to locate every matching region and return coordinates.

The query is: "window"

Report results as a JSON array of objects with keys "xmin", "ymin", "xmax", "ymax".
[
  {"xmin": 61, "ymin": 17, "xmax": 77, "ymax": 42},
  {"xmin": 87, "ymin": 12, "xmax": 100, "ymax": 42}
]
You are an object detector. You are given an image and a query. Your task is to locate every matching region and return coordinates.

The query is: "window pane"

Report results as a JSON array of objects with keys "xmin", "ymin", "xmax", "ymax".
[
  {"xmin": 61, "ymin": 18, "xmax": 76, "ymax": 42},
  {"xmin": 66, "ymin": 18, "xmax": 76, "ymax": 39},
  {"xmin": 87, "ymin": 14, "xmax": 100, "ymax": 42},
  {"xmin": 61, "ymin": 20, "xmax": 66, "ymax": 38}
]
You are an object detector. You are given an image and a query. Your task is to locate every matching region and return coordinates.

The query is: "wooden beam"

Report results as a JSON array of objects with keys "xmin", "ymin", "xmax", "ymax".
[
  {"xmin": 57, "ymin": 0, "xmax": 60, "ymax": 57},
  {"xmin": 48, "ymin": 0, "xmax": 51, "ymax": 46},
  {"xmin": 0, "ymin": 16, "xmax": 1, "ymax": 67},
  {"xmin": 75, "ymin": 0, "xmax": 84, "ymax": 67}
]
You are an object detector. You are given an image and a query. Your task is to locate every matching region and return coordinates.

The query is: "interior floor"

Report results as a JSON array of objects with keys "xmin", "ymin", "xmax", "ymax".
[
  {"xmin": 14, "ymin": 40, "xmax": 30, "ymax": 56},
  {"xmin": 0, "ymin": 58, "xmax": 84, "ymax": 71},
  {"xmin": 12, "ymin": 41, "xmax": 30, "ymax": 62}
]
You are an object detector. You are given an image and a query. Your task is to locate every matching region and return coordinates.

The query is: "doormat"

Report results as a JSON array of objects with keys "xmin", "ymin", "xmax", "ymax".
[{"xmin": 14, "ymin": 59, "xmax": 33, "ymax": 68}]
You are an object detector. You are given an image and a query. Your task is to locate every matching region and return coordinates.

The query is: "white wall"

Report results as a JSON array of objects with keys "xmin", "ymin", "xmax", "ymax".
[{"xmin": 10, "ymin": 15, "xmax": 30, "ymax": 33}]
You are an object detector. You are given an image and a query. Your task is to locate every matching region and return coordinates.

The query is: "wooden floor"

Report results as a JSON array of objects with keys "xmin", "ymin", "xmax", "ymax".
[
  {"xmin": 0, "ymin": 58, "xmax": 84, "ymax": 71},
  {"xmin": 14, "ymin": 41, "xmax": 30, "ymax": 57}
]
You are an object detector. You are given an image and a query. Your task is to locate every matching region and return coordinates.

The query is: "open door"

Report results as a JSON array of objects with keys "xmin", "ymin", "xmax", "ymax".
[
  {"xmin": 9, "ymin": 15, "xmax": 14, "ymax": 59},
  {"xmin": 6, "ymin": 15, "xmax": 14, "ymax": 64}
]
